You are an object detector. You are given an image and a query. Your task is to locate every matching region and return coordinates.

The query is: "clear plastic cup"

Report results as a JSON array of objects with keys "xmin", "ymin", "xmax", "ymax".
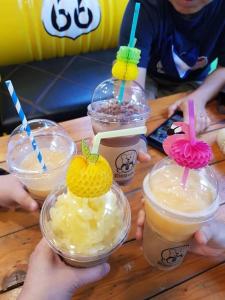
[
  {"xmin": 143, "ymin": 158, "xmax": 219, "ymax": 270},
  {"xmin": 40, "ymin": 183, "xmax": 131, "ymax": 268},
  {"xmin": 7, "ymin": 119, "xmax": 76, "ymax": 204},
  {"xmin": 87, "ymin": 78, "xmax": 150, "ymax": 185}
]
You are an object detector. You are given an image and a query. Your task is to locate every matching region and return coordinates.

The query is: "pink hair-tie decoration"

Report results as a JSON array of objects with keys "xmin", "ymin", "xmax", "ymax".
[{"xmin": 163, "ymin": 100, "xmax": 212, "ymax": 186}]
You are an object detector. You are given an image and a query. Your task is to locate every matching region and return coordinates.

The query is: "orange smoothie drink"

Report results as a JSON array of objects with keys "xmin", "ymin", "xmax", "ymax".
[
  {"xmin": 19, "ymin": 149, "xmax": 68, "ymax": 201},
  {"xmin": 143, "ymin": 158, "xmax": 219, "ymax": 270},
  {"xmin": 7, "ymin": 119, "xmax": 75, "ymax": 204}
]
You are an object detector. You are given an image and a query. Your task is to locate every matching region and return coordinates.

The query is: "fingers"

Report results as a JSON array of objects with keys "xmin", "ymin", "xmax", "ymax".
[
  {"xmin": 29, "ymin": 238, "xmax": 54, "ymax": 267},
  {"xmin": 182, "ymin": 106, "xmax": 189, "ymax": 124},
  {"xmin": 13, "ymin": 186, "xmax": 38, "ymax": 211},
  {"xmin": 35, "ymin": 238, "xmax": 51, "ymax": 253},
  {"xmin": 138, "ymin": 150, "xmax": 151, "ymax": 163},
  {"xmin": 136, "ymin": 209, "xmax": 145, "ymax": 241},
  {"xmin": 194, "ymin": 230, "xmax": 208, "ymax": 245},
  {"xmin": 195, "ymin": 221, "xmax": 225, "ymax": 249},
  {"xmin": 168, "ymin": 102, "xmax": 179, "ymax": 117},
  {"xmin": 196, "ymin": 114, "xmax": 211, "ymax": 134},
  {"xmin": 32, "ymin": 238, "xmax": 53, "ymax": 258},
  {"xmin": 74, "ymin": 263, "xmax": 110, "ymax": 288}
]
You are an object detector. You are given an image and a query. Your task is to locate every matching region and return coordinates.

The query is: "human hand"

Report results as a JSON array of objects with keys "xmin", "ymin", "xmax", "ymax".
[
  {"xmin": 168, "ymin": 95, "xmax": 211, "ymax": 133},
  {"xmin": 137, "ymin": 150, "xmax": 151, "ymax": 163},
  {"xmin": 136, "ymin": 200, "xmax": 145, "ymax": 242},
  {"xmin": 0, "ymin": 174, "xmax": 38, "ymax": 211},
  {"xmin": 191, "ymin": 221, "xmax": 225, "ymax": 257},
  {"xmin": 136, "ymin": 203, "xmax": 225, "ymax": 257},
  {"xmin": 18, "ymin": 238, "xmax": 110, "ymax": 300}
]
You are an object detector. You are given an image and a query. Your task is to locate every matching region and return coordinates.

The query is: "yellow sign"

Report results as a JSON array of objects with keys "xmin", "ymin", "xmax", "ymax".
[{"xmin": 0, "ymin": 0, "xmax": 128, "ymax": 66}]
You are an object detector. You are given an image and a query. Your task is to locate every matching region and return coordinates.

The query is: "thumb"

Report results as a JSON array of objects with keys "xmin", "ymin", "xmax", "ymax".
[
  {"xmin": 74, "ymin": 263, "xmax": 110, "ymax": 288},
  {"xmin": 138, "ymin": 150, "xmax": 151, "ymax": 163},
  {"xmin": 15, "ymin": 188, "xmax": 38, "ymax": 211},
  {"xmin": 182, "ymin": 106, "xmax": 189, "ymax": 124},
  {"xmin": 195, "ymin": 221, "xmax": 225, "ymax": 249},
  {"xmin": 168, "ymin": 101, "xmax": 180, "ymax": 117}
]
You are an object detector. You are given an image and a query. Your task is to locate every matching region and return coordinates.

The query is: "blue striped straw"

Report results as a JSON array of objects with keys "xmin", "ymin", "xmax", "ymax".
[
  {"xmin": 5, "ymin": 80, "xmax": 47, "ymax": 172},
  {"xmin": 118, "ymin": 2, "xmax": 141, "ymax": 104}
]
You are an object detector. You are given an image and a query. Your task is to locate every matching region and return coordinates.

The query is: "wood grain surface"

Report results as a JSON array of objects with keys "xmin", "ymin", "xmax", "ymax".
[{"xmin": 0, "ymin": 94, "xmax": 224, "ymax": 299}]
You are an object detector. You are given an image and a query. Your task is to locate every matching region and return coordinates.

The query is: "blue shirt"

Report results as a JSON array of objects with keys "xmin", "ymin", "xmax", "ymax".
[{"xmin": 120, "ymin": 0, "xmax": 225, "ymax": 82}]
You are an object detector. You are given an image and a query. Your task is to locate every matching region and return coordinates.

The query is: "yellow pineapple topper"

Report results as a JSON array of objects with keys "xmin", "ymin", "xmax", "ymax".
[{"xmin": 66, "ymin": 140, "xmax": 113, "ymax": 198}]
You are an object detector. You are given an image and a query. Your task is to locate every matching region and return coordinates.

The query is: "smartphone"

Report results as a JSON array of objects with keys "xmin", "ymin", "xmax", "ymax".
[{"xmin": 146, "ymin": 111, "xmax": 183, "ymax": 153}]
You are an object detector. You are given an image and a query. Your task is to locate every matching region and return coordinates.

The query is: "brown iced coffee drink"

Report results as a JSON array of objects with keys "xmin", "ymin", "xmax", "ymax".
[{"xmin": 88, "ymin": 79, "xmax": 150, "ymax": 184}]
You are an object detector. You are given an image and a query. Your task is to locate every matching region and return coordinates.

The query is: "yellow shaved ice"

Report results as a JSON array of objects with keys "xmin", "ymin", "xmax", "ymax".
[{"xmin": 48, "ymin": 190, "xmax": 123, "ymax": 255}]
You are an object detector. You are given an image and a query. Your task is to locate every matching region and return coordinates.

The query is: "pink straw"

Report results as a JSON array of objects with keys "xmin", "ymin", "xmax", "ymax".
[
  {"xmin": 181, "ymin": 167, "xmax": 189, "ymax": 187},
  {"xmin": 188, "ymin": 99, "xmax": 196, "ymax": 145},
  {"xmin": 181, "ymin": 99, "xmax": 196, "ymax": 187}
]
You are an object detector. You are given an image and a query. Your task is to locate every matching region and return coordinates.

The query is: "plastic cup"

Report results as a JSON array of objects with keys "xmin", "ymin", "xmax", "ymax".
[
  {"xmin": 7, "ymin": 119, "xmax": 76, "ymax": 204},
  {"xmin": 142, "ymin": 158, "xmax": 219, "ymax": 270},
  {"xmin": 87, "ymin": 78, "xmax": 150, "ymax": 185},
  {"xmin": 40, "ymin": 183, "xmax": 131, "ymax": 268}
]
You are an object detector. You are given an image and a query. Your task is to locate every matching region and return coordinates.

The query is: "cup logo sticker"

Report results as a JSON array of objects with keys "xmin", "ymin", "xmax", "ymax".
[
  {"xmin": 115, "ymin": 150, "xmax": 137, "ymax": 178},
  {"xmin": 42, "ymin": 0, "xmax": 101, "ymax": 40},
  {"xmin": 159, "ymin": 245, "xmax": 189, "ymax": 267}
]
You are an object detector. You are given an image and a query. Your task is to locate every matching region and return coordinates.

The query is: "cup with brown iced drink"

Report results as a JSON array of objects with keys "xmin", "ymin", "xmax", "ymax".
[
  {"xmin": 87, "ymin": 78, "xmax": 150, "ymax": 185},
  {"xmin": 7, "ymin": 119, "xmax": 76, "ymax": 204}
]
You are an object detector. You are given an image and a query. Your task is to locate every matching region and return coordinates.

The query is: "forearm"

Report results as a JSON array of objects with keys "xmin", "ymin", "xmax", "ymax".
[{"xmin": 190, "ymin": 66, "xmax": 225, "ymax": 105}]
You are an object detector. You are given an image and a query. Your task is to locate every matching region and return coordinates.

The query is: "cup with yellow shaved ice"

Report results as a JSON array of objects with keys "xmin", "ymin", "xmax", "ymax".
[
  {"xmin": 7, "ymin": 119, "xmax": 76, "ymax": 204},
  {"xmin": 40, "ymin": 141, "xmax": 131, "ymax": 267}
]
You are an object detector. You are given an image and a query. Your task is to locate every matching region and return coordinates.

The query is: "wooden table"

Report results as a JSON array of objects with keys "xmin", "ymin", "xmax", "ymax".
[{"xmin": 0, "ymin": 94, "xmax": 224, "ymax": 299}]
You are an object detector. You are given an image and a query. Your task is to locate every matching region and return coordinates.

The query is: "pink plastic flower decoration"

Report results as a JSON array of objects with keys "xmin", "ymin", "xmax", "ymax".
[{"xmin": 170, "ymin": 139, "xmax": 212, "ymax": 169}]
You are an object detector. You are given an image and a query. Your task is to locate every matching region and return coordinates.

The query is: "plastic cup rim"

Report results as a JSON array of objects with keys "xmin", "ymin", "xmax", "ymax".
[
  {"xmin": 7, "ymin": 119, "xmax": 76, "ymax": 176},
  {"xmin": 40, "ymin": 183, "xmax": 131, "ymax": 262},
  {"xmin": 87, "ymin": 103, "xmax": 150, "ymax": 125},
  {"xmin": 143, "ymin": 169, "xmax": 220, "ymax": 224}
]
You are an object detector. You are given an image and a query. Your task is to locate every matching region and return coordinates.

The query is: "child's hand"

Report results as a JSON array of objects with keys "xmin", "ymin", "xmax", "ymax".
[
  {"xmin": 168, "ymin": 95, "xmax": 211, "ymax": 133},
  {"xmin": 18, "ymin": 238, "xmax": 110, "ymax": 300},
  {"xmin": 0, "ymin": 174, "xmax": 38, "ymax": 211},
  {"xmin": 136, "ymin": 204, "xmax": 225, "ymax": 257}
]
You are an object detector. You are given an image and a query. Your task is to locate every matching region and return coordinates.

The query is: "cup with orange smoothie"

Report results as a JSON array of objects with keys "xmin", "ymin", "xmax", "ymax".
[
  {"xmin": 40, "ymin": 140, "xmax": 131, "ymax": 267},
  {"xmin": 7, "ymin": 119, "xmax": 76, "ymax": 204},
  {"xmin": 142, "ymin": 158, "xmax": 219, "ymax": 270}
]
